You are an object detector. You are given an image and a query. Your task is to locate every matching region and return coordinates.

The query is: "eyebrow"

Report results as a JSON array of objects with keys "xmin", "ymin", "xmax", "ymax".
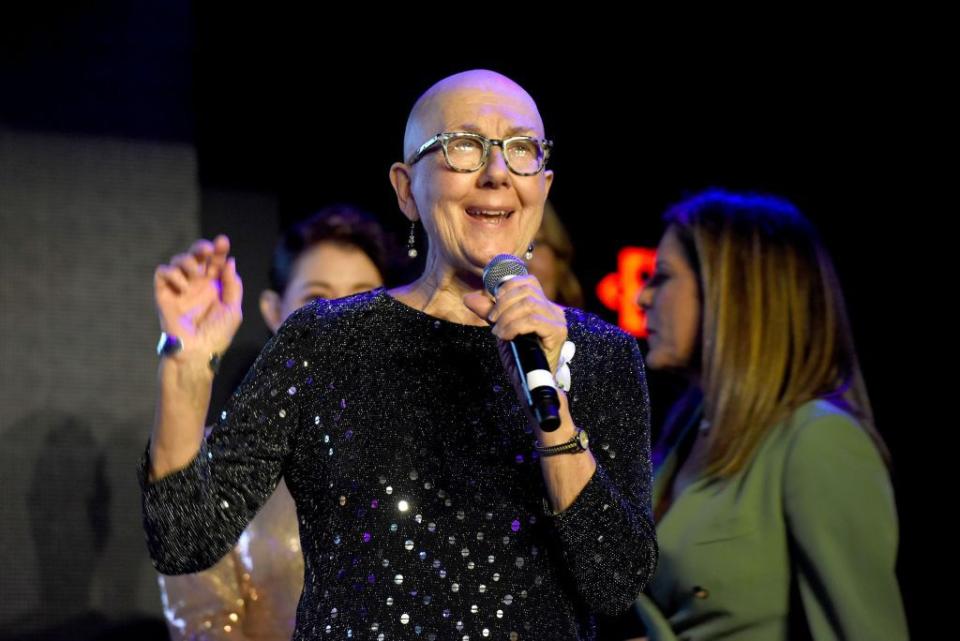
[
  {"xmin": 454, "ymin": 123, "xmax": 540, "ymax": 138},
  {"xmin": 298, "ymin": 280, "xmax": 381, "ymax": 292}
]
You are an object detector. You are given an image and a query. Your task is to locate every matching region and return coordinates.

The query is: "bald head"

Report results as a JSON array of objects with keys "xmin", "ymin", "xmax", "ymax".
[{"xmin": 403, "ymin": 70, "xmax": 545, "ymax": 162}]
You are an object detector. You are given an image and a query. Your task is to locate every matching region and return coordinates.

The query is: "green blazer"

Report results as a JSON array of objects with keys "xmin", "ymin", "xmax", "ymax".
[{"xmin": 632, "ymin": 400, "xmax": 907, "ymax": 640}]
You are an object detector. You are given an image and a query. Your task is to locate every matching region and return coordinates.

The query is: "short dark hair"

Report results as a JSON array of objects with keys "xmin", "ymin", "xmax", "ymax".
[{"xmin": 268, "ymin": 205, "xmax": 388, "ymax": 295}]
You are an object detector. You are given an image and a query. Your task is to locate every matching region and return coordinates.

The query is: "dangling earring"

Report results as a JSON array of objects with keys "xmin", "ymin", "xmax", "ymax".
[
  {"xmin": 407, "ymin": 221, "xmax": 418, "ymax": 258},
  {"xmin": 524, "ymin": 242, "xmax": 534, "ymax": 261}
]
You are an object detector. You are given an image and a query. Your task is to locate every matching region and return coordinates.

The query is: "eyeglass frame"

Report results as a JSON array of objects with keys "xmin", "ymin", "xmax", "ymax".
[{"xmin": 406, "ymin": 131, "xmax": 553, "ymax": 176}]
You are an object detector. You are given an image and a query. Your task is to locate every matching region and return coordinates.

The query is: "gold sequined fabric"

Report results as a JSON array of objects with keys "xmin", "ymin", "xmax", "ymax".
[{"xmin": 158, "ymin": 479, "xmax": 303, "ymax": 640}]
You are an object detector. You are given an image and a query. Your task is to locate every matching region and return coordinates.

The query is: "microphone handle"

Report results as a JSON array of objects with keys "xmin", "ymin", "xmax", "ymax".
[{"xmin": 509, "ymin": 333, "xmax": 561, "ymax": 432}]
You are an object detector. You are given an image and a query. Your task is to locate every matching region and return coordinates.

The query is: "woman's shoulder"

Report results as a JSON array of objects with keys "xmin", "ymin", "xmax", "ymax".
[
  {"xmin": 281, "ymin": 288, "xmax": 386, "ymax": 332},
  {"xmin": 784, "ymin": 399, "xmax": 866, "ymax": 442},
  {"xmin": 780, "ymin": 399, "xmax": 885, "ymax": 476},
  {"xmin": 564, "ymin": 306, "xmax": 637, "ymax": 351}
]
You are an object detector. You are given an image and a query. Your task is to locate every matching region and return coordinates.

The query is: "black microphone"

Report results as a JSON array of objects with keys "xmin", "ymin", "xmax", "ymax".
[{"xmin": 482, "ymin": 254, "xmax": 562, "ymax": 432}]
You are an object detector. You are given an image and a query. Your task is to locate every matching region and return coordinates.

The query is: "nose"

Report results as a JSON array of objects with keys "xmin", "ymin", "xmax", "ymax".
[
  {"xmin": 478, "ymin": 145, "xmax": 510, "ymax": 188},
  {"xmin": 636, "ymin": 283, "xmax": 653, "ymax": 310}
]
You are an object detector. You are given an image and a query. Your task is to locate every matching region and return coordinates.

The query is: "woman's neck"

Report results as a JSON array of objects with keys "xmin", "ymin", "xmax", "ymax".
[{"xmin": 388, "ymin": 252, "xmax": 489, "ymax": 326}]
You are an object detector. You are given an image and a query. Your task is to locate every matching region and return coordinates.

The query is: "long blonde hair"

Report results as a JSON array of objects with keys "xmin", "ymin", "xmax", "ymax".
[{"xmin": 662, "ymin": 189, "xmax": 888, "ymax": 478}]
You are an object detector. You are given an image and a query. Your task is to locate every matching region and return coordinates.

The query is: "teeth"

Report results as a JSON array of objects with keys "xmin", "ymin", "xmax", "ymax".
[{"xmin": 467, "ymin": 209, "xmax": 511, "ymax": 217}]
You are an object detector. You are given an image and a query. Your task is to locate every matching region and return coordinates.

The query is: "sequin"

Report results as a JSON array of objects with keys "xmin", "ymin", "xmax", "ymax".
[
  {"xmin": 400, "ymin": 613, "xmax": 410, "ymax": 624},
  {"xmin": 140, "ymin": 290, "xmax": 657, "ymax": 641}
]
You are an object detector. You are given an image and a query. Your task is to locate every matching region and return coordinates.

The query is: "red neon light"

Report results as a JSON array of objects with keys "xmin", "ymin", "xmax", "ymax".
[{"xmin": 595, "ymin": 246, "xmax": 657, "ymax": 338}]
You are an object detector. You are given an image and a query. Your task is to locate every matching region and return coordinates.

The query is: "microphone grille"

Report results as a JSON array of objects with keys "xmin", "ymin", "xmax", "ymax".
[{"xmin": 482, "ymin": 254, "xmax": 528, "ymax": 296}]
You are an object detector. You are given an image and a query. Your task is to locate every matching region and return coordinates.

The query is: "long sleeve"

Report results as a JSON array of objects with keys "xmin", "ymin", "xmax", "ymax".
[
  {"xmin": 783, "ymin": 410, "xmax": 907, "ymax": 641},
  {"xmin": 548, "ymin": 321, "xmax": 658, "ymax": 616},
  {"xmin": 139, "ymin": 311, "xmax": 311, "ymax": 575},
  {"xmin": 158, "ymin": 480, "xmax": 303, "ymax": 641}
]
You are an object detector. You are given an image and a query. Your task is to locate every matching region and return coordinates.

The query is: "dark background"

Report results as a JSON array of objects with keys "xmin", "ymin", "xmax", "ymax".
[{"xmin": 1, "ymin": 3, "xmax": 936, "ymax": 638}]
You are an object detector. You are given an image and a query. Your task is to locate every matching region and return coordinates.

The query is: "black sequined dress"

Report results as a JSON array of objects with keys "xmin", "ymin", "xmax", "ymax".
[{"xmin": 140, "ymin": 289, "xmax": 657, "ymax": 640}]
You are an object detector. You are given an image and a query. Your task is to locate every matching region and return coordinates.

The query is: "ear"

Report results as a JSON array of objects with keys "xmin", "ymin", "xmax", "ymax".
[
  {"xmin": 389, "ymin": 162, "xmax": 421, "ymax": 223},
  {"xmin": 543, "ymin": 169, "xmax": 554, "ymax": 198},
  {"xmin": 259, "ymin": 289, "xmax": 283, "ymax": 334}
]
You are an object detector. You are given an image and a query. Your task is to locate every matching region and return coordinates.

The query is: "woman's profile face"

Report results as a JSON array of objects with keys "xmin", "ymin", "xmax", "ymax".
[{"xmin": 637, "ymin": 226, "xmax": 702, "ymax": 373}]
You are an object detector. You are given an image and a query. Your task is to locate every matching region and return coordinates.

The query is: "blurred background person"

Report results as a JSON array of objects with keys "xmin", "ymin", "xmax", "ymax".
[
  {"xmin": 627, "ymin": 189, "xmax": 906, "ymax": 641},
  {"xmin": 526, "ymin": 200, "xmax": 584, "ymax": 308}
]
